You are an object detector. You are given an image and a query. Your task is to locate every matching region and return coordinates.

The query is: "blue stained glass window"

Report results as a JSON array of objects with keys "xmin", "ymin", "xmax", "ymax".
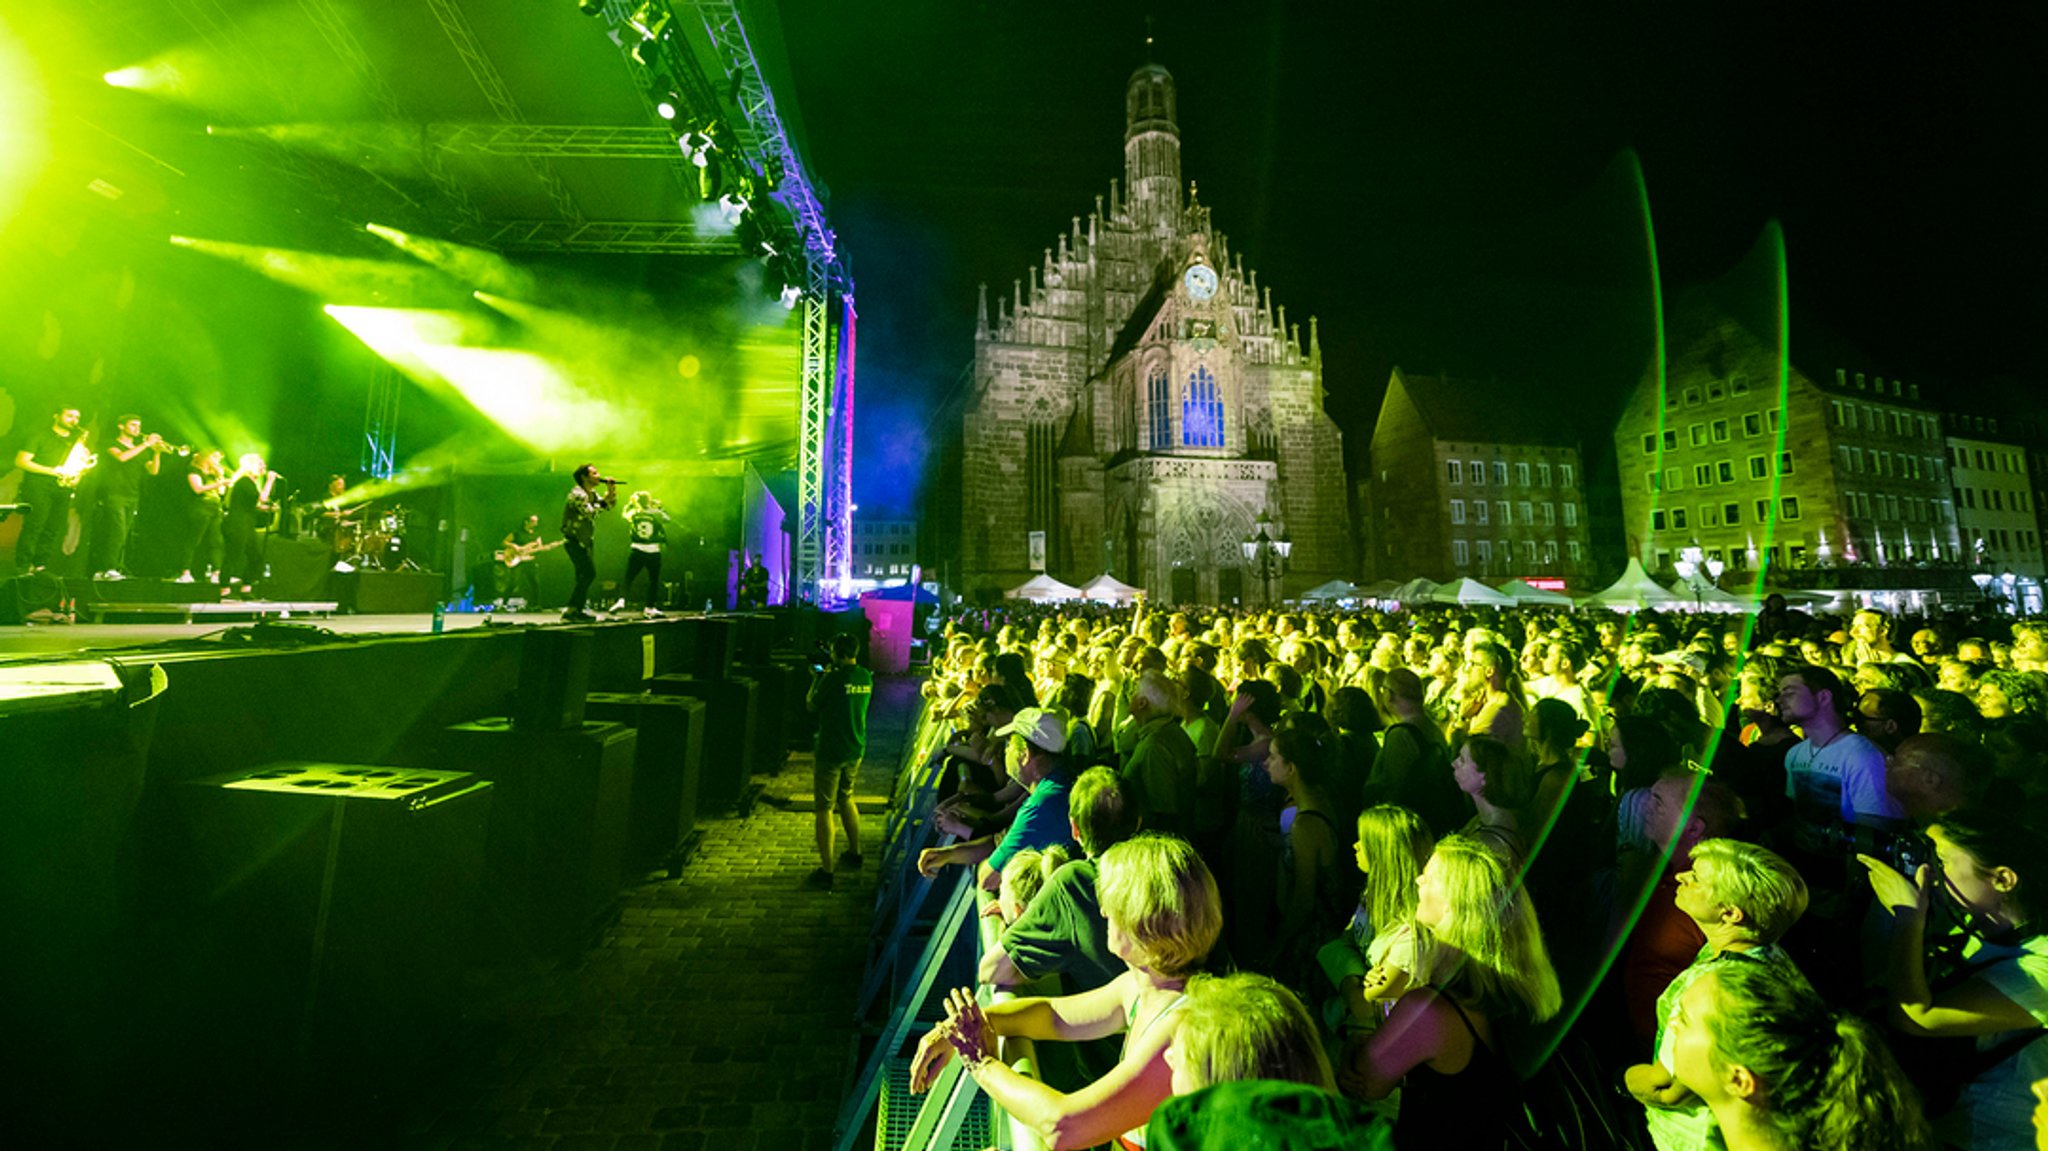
[
  {"xmin": 1182, "ymin": 366, "xmax": 1224, "ymax": 448},
  {"xmin": 1147, "ymin": 365, "xmax": 1172, "ymax": 449}
]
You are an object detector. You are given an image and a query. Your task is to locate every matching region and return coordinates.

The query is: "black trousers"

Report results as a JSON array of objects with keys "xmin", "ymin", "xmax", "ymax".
[
  {"xmin": 16, "ymin": 477, "xmax": 72, "ymax": 571},
  {"xmin": 185, "ymin": 504, "xmax": 224, "ymax": 576},
  {"xmin": 91, "ymin": 498, "xmax": 138, "ymax": 573},
  {"xmin": 223, "ymin": 514, "xmax": 265, "ymax": 582},
  {"xmin": 623, "ymin": 548, "xmax": 662, "ymax": 607},
  {"xmin": 564, "ymin": 537, "xmax": 596, "ymax": 611}
]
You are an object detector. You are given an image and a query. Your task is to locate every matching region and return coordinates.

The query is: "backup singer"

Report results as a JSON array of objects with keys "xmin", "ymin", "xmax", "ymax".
[
  {"xmin": 11, "ymin": 406, "xmax": 90, "ymax": 573},
  {"xmin": 560, "ymin": 465, "xmax": 616, "ymax": 623},
  {"xmin": 91, "ymin": 415, "xmax": 166, "ymax": 579},
  {"xmin": 615, "ymin": 490, "xmax": 668, "ymax": 617},
  {"xmin": 223, "ymin": 453, "xmax": 279, "ymax": 585},
  {"xmin": 176, "ymin": 449, "xmax": 229, "ymax": 583}
]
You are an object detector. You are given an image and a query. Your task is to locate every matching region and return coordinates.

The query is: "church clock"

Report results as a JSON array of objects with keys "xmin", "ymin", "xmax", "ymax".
[{"xmin": 1183, "ymin": 263, "xmax": 1218, "ymax": 301}]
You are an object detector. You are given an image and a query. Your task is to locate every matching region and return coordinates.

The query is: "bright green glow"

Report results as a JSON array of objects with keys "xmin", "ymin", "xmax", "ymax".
[
  {"xmin": 367, "ymin": 224, "xmax": 535, "ymax": 300},
  {"xmin": 324, "ymin": 305, "xmax": 623, "ymax": 453},
  {"xmin": 0, "ymin": 15, "xmax": 49, "ymax": 230},
  {"xmin": 170, "ymin": 234, "xmax": 448, "ymax": 304}
]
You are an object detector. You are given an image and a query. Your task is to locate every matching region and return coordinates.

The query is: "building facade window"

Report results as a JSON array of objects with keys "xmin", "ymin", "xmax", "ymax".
[
  {"xmin": 1516, "ymin": 462, "xmax": 1531, "ymax": 486},
  {"xmin": 1147, "ymin": 364, "xmax": 1171, "ymax": 449},
  {"xmin": 1450, "ymin": 499, "xmax": 1466, "ymax": 524},
  {"xmin": 1181, "ymin": 365, "xmax": 1224, "ymax": 448},
  {"xmin": 1518, "ymin": 501, "xmax": 1534, "ymax": 526},
  {"xmin": 1447, "ymin": 459, "xmax": 1461, "ymax": 484},
  {"xmin": 1468, "ymin": 461, "xmax": 1485, "ymax": 484},
  {"xmin": 1563, "ymin": 503, "xmax": 1577, "ymax": 528},
  {"xmin": 1493, "ymin": 461, "xmax": 1508, "ymax": 486},
  {"xmin": 1781, "ymin": 496, "xmax": 1801, "ymax": 520},
  {"xmin": 1561, "ymin": 463, "xmax": 1576, "ymax": 487},
  {"xmin": 1475, "ymin": 501, "xmax": 1490, "ymax": 525},
  {"xmin": 1452, "ymin": 539, "xmax": 1469, "ymax": 567},
  {"xmin": 1538, "ymin": 462, "xmax": 1552, "ymax": 487}
]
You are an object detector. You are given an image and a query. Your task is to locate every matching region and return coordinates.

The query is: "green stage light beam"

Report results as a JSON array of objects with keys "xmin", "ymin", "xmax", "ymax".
[
  {"xmin": 169, "ymin": 234, "xmax": 458, "ymax": 306},
  {"xmin": 0, "ymin": 15, "xmax": 50, "ymax": 231},
  {"xmin": 366, "ymin": 223, "xmax": 535, "ymax": 300}
]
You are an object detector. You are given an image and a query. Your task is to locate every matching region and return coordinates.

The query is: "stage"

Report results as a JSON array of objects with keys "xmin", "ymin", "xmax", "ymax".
[{"xmin": 0, "ymin": 608, "xmax": 664, "ymax": 662}]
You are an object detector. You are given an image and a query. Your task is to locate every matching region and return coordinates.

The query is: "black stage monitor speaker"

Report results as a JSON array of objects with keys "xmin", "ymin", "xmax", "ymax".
[
  {"xmin": 688, "ymin": 616, "xmax": 738, "ymax": 680},
  {"xmin": 584, "ymin": 692, "xmax": 706, "ymax": 873},
  {"xmin": 166, "ymin": 763, "xmax": 492, "ymax": 1082},
  {"xmin": 515, "ymin": 627, "xmax": 592, "ymax": 732},
  {"xmin": 398, "ymin": 719, "xmax": 634, "ymax": 958},
  {"xmin": 647, "ymin": 672, "xmax": 758, "ymax": 814}
]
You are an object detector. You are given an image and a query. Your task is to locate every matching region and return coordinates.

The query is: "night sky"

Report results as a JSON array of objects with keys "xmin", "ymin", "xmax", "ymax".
[{"xmin": 778, "ymin": 2, "xmax": 2048, "ymax": 517}]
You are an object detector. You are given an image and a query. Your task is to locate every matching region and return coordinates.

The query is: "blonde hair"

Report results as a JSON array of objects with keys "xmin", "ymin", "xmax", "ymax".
[
  {"xmin": 1415, "ymin": 834, "xmax": 1561, "ymax": 1022},
  {"xmin": 1357, "ymin": 805, "xmax": 1433, "ymax": 937},
  {"xmin": 1174, "ymin": 973, "xmax": 1335, "ymax": 1092},
  {"xmin": 1095, "ymin": 834, "xmax": 1223, "ymax": 978},
  {"xmin": 1687, "ymin": 838, "xmax": 1809, "ymax": 944},
  {"xmin": 1001, "ymin": 844, "xmax": 1070, "ymax": 911}
]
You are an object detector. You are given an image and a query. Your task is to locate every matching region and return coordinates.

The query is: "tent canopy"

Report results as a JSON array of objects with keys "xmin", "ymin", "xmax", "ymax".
[
  {"xmin": 1430, "ymin": 577, "xmax": 1517, "ymax": 607},
  {"xmin": 1356, "ymin": 579, "xmax": 1403, "ymax": 599},
  {"xmin": 1582, "ymin": 558, "xmax": 1684, "ymax": 611},
  {"xmin": 1300, "ymin": 579, "xmax": 1360, "ymax": 602},
  {"xmin": 1496, "ymin": 579, "xmax": 1574, "ymax": 606},
  {"xmin": 1389, "ymin": 577, "xmax": 1441, "ymax": 606},
  {"xmin": 1005, "ymin": 573, "xmax": 1084, "ymax": 602},
  {"xmin": 1078, "ymin": 573, "xmax": 1144, "ymax": 604}
]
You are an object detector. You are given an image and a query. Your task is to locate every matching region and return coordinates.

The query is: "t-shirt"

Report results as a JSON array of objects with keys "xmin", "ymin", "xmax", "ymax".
[
  {"xmin": 1937, "ymin": 934, "xmax": 2048, "ymax": 1151},
  {"xmin": 20, "ymin": 427, "xmax": 76, "ymax": 484},
  {"xmin": 1645, "ymin": 944, "xmax": 1796, "ymax": 1151},
  {"xmin": 99, "ymin": 440, "xmax": 149, "ymax": 501},
  {"xmin": 812, "ymin": 664, "xmax": 873, "ymax": 762},
  {"xmin": 986, "ymin": 767, "xmax": 1078, "ymax": 874},
  {"xmin": 1121, "ymin": 717, "xmax": 1197, "ymax": 835},
  {"xmin": 561, "ymin": 484, "xmax": 610, "ymax": 545},
  {"xmin": 227, "ymin": 474, "xmax": 263, "ymax": 519},
  {"xmin": 628, "ymin": 509, "xmax": 668, "ymax": 552},
  {"xmin": 1784, "ymin": 730, "xmax": 1902, "ymax": 852},
  {"xmin": 1623, "ymin": 872, "xmax": 1709, "ymax": 1042},
  {"xmin": 997, "ymin": 858, "xmax": 1122, "ymax": 993}
]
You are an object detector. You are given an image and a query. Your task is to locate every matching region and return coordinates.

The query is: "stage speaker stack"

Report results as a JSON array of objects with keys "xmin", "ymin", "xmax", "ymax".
[
  {"xmin": 515, "ymin": 627, "xmax": 592, "ymax": 732},
  {"xmin": 397, "ymin": 717, "xmax": 636, "ymax": 959},
  {"xmin": 646, "ymin": 646, "xmax": 760, "ymax": 818},
  {"xmin": 165, "ymin": 763, "xmax": 492, "ymax": 1081},
  {"xmin": 688, "ymin": 615, "xmax": 740, "ymax": 680},
  {"xmin": 732, "ymin": 616, "xmax": 806, "ymax": 760},
  {"xmin": 583, "ymin": 691, "xmax": 706, "ymax": 876}
]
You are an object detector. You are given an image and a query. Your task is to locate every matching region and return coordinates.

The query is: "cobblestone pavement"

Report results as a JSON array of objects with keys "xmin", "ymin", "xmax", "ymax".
[{"xmin": 301, "ymin": 676, "xmax": 922, "ymax": 1151}]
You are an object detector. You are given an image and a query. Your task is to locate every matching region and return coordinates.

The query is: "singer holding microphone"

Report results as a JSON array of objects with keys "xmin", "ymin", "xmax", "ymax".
[{"xmin": 560, "ymin": 463, "xmax": 618, "ymax": 623}]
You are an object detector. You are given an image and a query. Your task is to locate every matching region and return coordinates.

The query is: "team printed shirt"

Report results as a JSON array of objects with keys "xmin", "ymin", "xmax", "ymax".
[
  {"xmin": 1783, "ymin": 729, "xmax": 1902, "ymax": 851},
  {"xmin": 628, "ymin": 509, "xmax": 668, "ymax": 552},
  {"xmin": 813, "ymin": 663, "xmax": 873, "ymax": 763}
]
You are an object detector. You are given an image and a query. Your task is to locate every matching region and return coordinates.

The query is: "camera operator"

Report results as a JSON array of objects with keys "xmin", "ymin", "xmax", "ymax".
[
  {"xmin": 806, "ymin": 633, "xmax": 872, "ymax": 889},
  {"xmin": 1862, "ymin": 801, "xmax": 2048, "ymax": 1150}
]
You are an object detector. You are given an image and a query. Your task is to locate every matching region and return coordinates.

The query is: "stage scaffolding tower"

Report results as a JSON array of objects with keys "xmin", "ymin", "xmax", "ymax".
[{"xmin": 594, "ymin": 0, "xmax": 855, "ymax": 604}]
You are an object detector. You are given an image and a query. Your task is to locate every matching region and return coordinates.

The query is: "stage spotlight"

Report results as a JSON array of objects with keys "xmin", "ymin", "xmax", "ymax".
[
  {"xmin": 577, "ymin": 0, "xmax": 605, "ymax": 15},
  {"xmin": 718, "ymin": 192, "xmax": 747, "ymax": 226},
  {"xmin": 627, "ymin": 2, "xmax": 670, "ymax": 41},
  {"xmin": 779, "ymin": 283, "xmax": 802, "ymax": 309},
  {"xmin": 655, "ymin": 94, "xmax": 681, "ymax": 120}
]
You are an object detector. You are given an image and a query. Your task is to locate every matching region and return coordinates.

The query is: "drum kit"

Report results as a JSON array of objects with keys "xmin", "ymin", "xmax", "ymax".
[{"xmin": 325, "ymin": 504, "xmax": 412, "ymax": 570}]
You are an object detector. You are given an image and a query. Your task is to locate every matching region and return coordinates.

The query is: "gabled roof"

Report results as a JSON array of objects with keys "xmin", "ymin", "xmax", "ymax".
[
  {"xmin": 1104, "ymin": 266, "xmax": 1175, "ymax": 365},
  {"xmin": 1390, "ymin": 368, "xmax": 1583, "ymax": 448}
]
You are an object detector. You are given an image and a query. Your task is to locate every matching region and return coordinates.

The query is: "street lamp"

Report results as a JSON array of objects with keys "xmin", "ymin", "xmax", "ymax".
[
  {"xmin": 1241, "ymin": 513, "xmax": 1292, "ymax": 606},
  {"xmin": 1673, "ymin": 542, "xmax": 1725, "ymax": 612}
]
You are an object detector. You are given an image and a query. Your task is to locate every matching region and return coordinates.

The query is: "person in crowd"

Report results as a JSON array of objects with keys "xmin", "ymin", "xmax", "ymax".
[
  {"xmin": 982, "ymin": 766, "xmax": 1143, "ymax": 993},
  {"xmin": 807, "ymin": 632, "xmax": 873, "ymax": 889},
  {"xmin": 1917, "ymin": 687, "xmax": 1985, "ymax": 736},
  {"xmin": 913, "ymin": 835, "xmax": 1223, "ymax": 1151},
  {"xmin": 1255, "ymin": 720, "xmax": 1358, "ymax": 992},
  {"xmin": 1610, "ymin": 715, "xmax": 1686, "ymax": 854},
  {"xmin": 1523, "ymin": 698, "xmax": 1611, "ymax": 949},
  {"xmin": 1455, "ymin": 641, "xmax": 1527, "ymax": 748},
  {"xmin": 1163, "ymin": 972, "xmax": 1335, "ymax": 1095},
  {"xmin": 993, "ymin": 846, "xmax": 1068, "ymax": 927},
  {"xmin": 1862, "ymin": 801, "xmax": 2048, "ymax": 1150},
  {"xmin": 1624, "ymin": 838, "xmax": 1810, "ymax": 1151},
  {"xmin": 919, "ymin": 708, "xmax": 1078, "ymax": 894},
  {"xmin": 1852, "ymin": 688, "xmax": 1925, "ymax": 756},
  {"xmin": 1339, "ymin": 834, "xmax": 1562, "ymax": 1149},
  {"xmin": 1328, "ymin": 805, "xmax": 1435, "ymax": 1032},
  {"xmin": 1122, "ymin": 671, "xmax": 1198, "ymax": 836},
  {"xmin": 1362, "ymin": 669, "xmax": 1464, "ymax": 837},
  {"xmin": 1714, "ymin": 665, "xmax": 1797, "ymax": 836},
  {"xmin": 1665, "ymin": 960, "xmax": 1932, "ymax": 1151},
  {"xmin": 1778, "ymin": 664, "xmax": 1904, "ymax": 861},
  {"xmin": 1323, "ymin": 685, "xmax": 1378, "ymax": 821},
  {"xmin": 1886, "ymin": 733, "xmax": 1997, "ymax": 822},
  {"xmin": 1621, "ymin": 772, "xmax": 1742, "ymax": 1042},
  {"xmin": 1979, "ymin": 669, "xmax": 2048, "ymax": 721},
  {"xmin": 1451, "ymin": 735, "xmax": 1528, "ymax": 872}
]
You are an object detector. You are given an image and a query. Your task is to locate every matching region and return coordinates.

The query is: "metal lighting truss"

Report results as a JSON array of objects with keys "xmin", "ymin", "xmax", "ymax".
[
  {"xmin": 420, "ymin": 0, "xmax": 586, "ymax": 225},
  {"xmin": 429, "ymin": 124, "xmax": 683, "ymax": 159},
  {"xmin": 485, "ymin": 220, "xmax": 744, "ymax": 254},
  {"xmin": 828, "ymin": 295, "xmax": 857, "ymax": 591}
]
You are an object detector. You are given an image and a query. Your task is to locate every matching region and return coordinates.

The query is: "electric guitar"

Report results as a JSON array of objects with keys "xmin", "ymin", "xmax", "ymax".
[
  {"xmin": 498, "ymin": 538, "xmax": 564, "ymax": 568},
  {"xmin": 54, "ymin": 440, "xmax": 98, "ymax": 488}
]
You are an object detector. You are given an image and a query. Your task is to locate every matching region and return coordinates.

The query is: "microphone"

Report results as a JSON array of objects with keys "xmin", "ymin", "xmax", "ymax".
[{"xmin": 596, "ymin": 475, "xmax": 626, "ymax": 484}]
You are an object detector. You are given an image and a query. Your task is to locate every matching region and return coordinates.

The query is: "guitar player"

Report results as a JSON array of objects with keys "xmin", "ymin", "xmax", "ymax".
[
  {"xmin": 11, "ymin": 406, "xmax": 94, "ymax": 573},
  {"xmin": 496, "ymin": 513, "xmax": 556, "ymax": 609}
]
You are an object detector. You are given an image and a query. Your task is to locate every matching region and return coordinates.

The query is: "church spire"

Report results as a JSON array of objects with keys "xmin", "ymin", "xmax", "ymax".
[
  {"xmin": 1123, "ymin": 59, "xmax": 1181, "ymax": 227},
  {"xmin": 976, "ymin": 282, "xmax": 990, "ymax": 338}
]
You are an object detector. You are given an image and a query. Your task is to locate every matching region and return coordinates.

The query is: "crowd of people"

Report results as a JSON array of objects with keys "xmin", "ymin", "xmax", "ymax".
[{"xmin": 898, "ymin": 595, "xmax": 2048, "ymax": 1150}]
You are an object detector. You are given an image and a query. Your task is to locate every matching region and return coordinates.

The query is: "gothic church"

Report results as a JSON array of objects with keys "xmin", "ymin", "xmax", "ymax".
[{"xmin": 936, "ymin": 63, "xmax": 1350, "ymax": 604}]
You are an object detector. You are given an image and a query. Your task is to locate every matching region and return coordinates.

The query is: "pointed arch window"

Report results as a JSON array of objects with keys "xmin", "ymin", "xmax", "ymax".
[
  {"xmin": 1182, "ymin": 366, "xmax": 1224, "ymax": 448},
  {"xmin": 1147, "ymin": 364, "xmax": 1172, "ymax": 449}
]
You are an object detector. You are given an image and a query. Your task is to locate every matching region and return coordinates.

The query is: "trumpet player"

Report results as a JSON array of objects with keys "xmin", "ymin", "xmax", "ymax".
[{"xmin": 91, "ymin": 414, "xmax": 172, "ymax": 579}]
